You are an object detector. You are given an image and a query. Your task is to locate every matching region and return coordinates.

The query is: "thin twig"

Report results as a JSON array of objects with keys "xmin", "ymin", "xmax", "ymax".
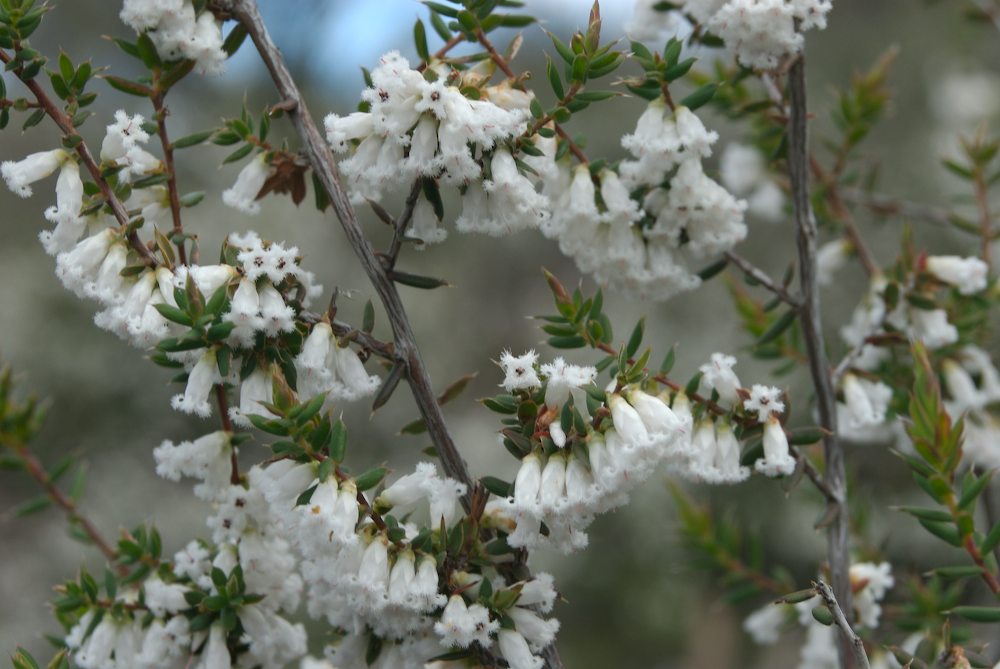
[
  {"xmin": 474, "ymin": 28, "xmax": 517, "ymax": 79},
  {"xmin": 974, "ymin": 163, "xmax": 994, "ymax": 270},
  {"xmin": 724, "ymin": 251, "xmax": 802, "ymax": 308},
  {"xmin": 788, "ymin": 55, "xmax": 854, "ymax": 669},
  {"xmin": 385, "ymin": 179, "xmax": 423, "ymax": 269},
  {"xmin": 810, "ymin": 157, "xmax": 878, "ymax": 277},
  {"xmin": 839, "ymin": 188, "xmax": 952, "ymax": 228},
  {"xmin": 814, "ymin": 580, "xmax": 872, "ymax": 669},
  {"xmin": 0, "ymin": 49, "xmax": 158, "ymax": 266},
  {"xmin": 554, "ymin": 125, "xmax": 588, "ymax": 164},
  {"xmin": 214, "ymin": 385, "xmax": 239, "ymax": 485},
  {"xmin": 151, "ymin": 90, "xmax": 188, "ymax": 265},
  {"xmin": 7, "ymin": 439, "xmax": 119, "ymax": 565},
  {"xmin": 790, "ymin": 447, "xmax": 837, "ymax": 502}
]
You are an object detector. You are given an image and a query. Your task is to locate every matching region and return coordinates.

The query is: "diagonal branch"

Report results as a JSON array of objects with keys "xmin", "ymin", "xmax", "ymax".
[
  {"xmin": 0, "ymin": 49, "xmax": 157, "ymax": 266},
  {"xmin": 225, "ymin": 0, "xmax": 474, "ymax": 510},
  {"xmin": 814, "ymin": 580, "xmax": 871, "ymax": 669},
  {"xmin": 787, "ymin": 55, "xmax": 855, "ymax": 669}
]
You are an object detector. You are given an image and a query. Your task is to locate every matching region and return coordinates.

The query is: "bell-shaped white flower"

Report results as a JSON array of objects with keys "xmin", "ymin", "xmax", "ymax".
[
  {"xmin": 433, "ymin": 595, "xmax": 498, "ymax": 648},
  {"xmin": 171, "ymin": 349, "xmax": 219, "ymax": 417},
  {"xmin": 508, "ymin": 606, "xmax": 560, "ymax": 652},
  {"xmin": 406, "ymin": 197, "xmax": 448, "ymax": 246},
  {"xmin": 229, "ymin": 365, "xmax": 275, "ymax": 427},
  {"xmin": 500, "ymin": 349, "xmax": 541, "ymax": 392},
  {"xmin": 2, "ymin": 148, "xmax": 69, "ymax": 197},
  {"xmin": 333, "ymin": 343, "xmax": 381, "ymax": 400},
  {"xmin": 756, "ymin": 416, "xmax": 796, "ymax": 477},
  {"xmin": 497, "ymin": 629, "xmax": 544, "ymax": 669},
  {"xmin": 222, "ymin": 153, "xmax": 272, "ymax": 215},
  {"xmin": 926, "ymin": 255, "xmax": 989, "ymax": 295}
]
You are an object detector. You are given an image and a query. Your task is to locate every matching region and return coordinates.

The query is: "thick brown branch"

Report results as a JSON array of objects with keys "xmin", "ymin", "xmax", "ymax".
[
  {"xmin": 788, "ymin": 56, "xmax": 854, "ymax": 669},
  {"xmin": 226, "ymin": 0, "xmax": 472, "ymax": 507}
]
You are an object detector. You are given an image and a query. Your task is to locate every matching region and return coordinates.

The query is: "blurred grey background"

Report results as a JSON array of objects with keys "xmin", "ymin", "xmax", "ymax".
[{"xmin": 1, "ymin": 0, "xmax": 998, "ymax": 667}]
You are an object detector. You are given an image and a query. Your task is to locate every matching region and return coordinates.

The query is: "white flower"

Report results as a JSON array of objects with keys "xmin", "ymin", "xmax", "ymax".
[
  {"xmin": 497, "ymin": 629, "xmax": 544, "ymax": 669},
  {"xmin": 229, "ymin": 365, "xmax": 276, "ymax": 428},
  {"xmin": 540, "ymin": 358, "xmax": 597, "ymax": 408},
  {"xmin": 743, "ymin": 385, "xmax": 785, "ymax": 421},
  {"xmin": 56, "ymin": 229, "xmax": 116, "ymax": 297},
  {"xmin": 2, "ymin": 148, "xmax": 69, "ymax": 197},
  {"xmin": 839, "ymin": 374, "xmax": 892, "ymax": 432},
  {"xmin": 909, "ymin": 308, "xmax": 958, "ymax": 349},
  {"xmin": 699, "ymin": 352, "xmax": 742, "ymax": 405},
  {"xmin": 756, "ymin": 415, "xmax": 796, "ymax": 477},
  {"xmin": 851, "ymin": 561, "xmax": 894, "ymax": 629},
  {"xmin": 377, "ymin": 462, "xmax": 467, "ymax": 527},
  {"xmin": 433, "ymin": 595, "xmax": 498, "ymax": 648},
  {"xmin": 170, "ymin": 349, "xmax": 220, "ymax": 417},
  {"xmin": 515, "ymin": 573, "xmax": 557, "ymax": 613},
  {"xmin": 258, "ymin": 283, "xmax": 296, "ymax": 336},
  {"xmin": 223, "ymin": 154, "xmax": 272, "ymax": 215},
  {"xmin": 101, "ymin": 110, "xmax": 150, "ymax": 162},
  {"xmin": 324, "ymin": 111, "xmax": 374, "ymax": 152},
  {"xmin": 333, "ymin": 343, "xmax": 381, "ymax": 400},
  {"xmin": 144, "ymin": 576, "xmax": 190, "ymax": 617},
  {"xmin": 406, "ymin": 197, "xmax": 448, "ymax": 246},
  {"xmin": 710, "ymin": 0, "xmax": 801, "ymax": 70},
  {"xmin": 817, "ymin": 239, "xmax": 852, "ymax": 287},
  {"xmin": 194, "ymin": 624, "xmax": 229, "ymax": 669},
  {"xmin": 500, "ymin": 350, "xmax": 541, "ymax": 392},
  {"xmin": 744, "ymin": 603, "xmax": 788, "ymax": 644},
  {"xmin": 514, "ymin": 453, "xmax": 543, "ymax": 511},
  {"xmin": 926, "ymin": 255, "xmax": 989, "ymax": 295},
  {"xmin": 40, "ymin": 160, "xmax": 85, "ymax": 254}
]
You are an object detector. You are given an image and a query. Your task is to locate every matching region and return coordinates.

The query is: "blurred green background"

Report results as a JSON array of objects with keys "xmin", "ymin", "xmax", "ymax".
[{"xmin": 1, "ymin": 0, "xmax": 999, "ymax": 667}]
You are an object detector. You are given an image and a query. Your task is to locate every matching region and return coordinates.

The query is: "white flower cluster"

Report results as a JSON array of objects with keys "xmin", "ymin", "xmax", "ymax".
[
  {"xmin": 67, "ymin": 432, "xmax": 308, "ymax": 669},
  {"xmin": 925, "ymin": 255, "xmax": 990, "ymax": 296},
  {"xmin": 120, "ymin": 0, "xmax": 227, "ymax": 75},
  {"xmin": 489, "ymin": 351, "xmax": 793, "ymax": 553},
  {"xmin": 294, "ymin": 321, "xmax": 382, "ymax": 408},
  {"xmin": 744, "ymin": 561, "xmax": 894, "ymax": 669},
  {"xmin": 719, "ymin": 142, "xmax": 785, "ymax": 223},
  {"xmin": 609, "ymin": 100, "xmax": 746, "ymax": 300},
  {"xmin": 324, "ymin": 51, "xmax": 542, "ymax": 240},
  {"xmin": 327, "ymin": 51, "xmax": 749, "ymax": 302},
  {"xmin": 943, "ymin": 346, "xmax": 1000, "ymax": 469},
  {"xmin": 628, "ymin": 1, "xmax": 833, "ymax": 70}
]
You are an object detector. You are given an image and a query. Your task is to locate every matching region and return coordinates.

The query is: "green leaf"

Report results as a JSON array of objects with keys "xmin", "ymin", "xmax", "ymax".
[
  {"xmin": 154, "ymin": 303, "xmax": 193, "ymax": 327},
  {"xmin": 951, "ymin": 606, "xmax": 1000, "ymax": 623},
  {"xmin": 223, "ymin": 23, "xmax": 249, "ymax": 56},
  {"xmin": 756, "ymin": 309, "xmax": 798, "ymax": 346},
  {"xmin": 222, "ymin": 144, "xmax": 254, "ymax": 165},
  {"xmin": 626, "ymin": 317, "xmax": 645, "ymax": 358},
  {"xmin": 329, "ymin": 418, "xmax": 347, "ymax": 461},
  {"xmin": 811, "ymin": 605, "xmax": 834, "ymax": 626},
  {"xmin": 546, "ymin": 56, "xmax": 564, "ymax": 100},
  {"xmin": 171, "ymin": 129, "xmax": 215, "ymax": 150},
  {"xmin": 919, "ymin": 518, "xmax": 962, "ymax": 547},
  {"xmin": 389, "ymin": 270, "xmax": 449, "ymax": 289},
  {"xmin": 362, "ymin": 300, "xmax": 375, "ymax": 333},
  {"xmin": 101, "ymin": 75, "xmax": 153, "ymax": 97},
  {"xmin": 896, "ymin": 506, "xmax": 953, "ymax": 522},
  {"xmin": 481, "ymin": 476, "xmax": 513, "ymax": 497},
  {"xmin": 424, "ymin": 1, "xmax": 459, "ymax": 18},
  {"xmin": 959, "ymin": 470, "xmax": 994, "ymax": 509},
  {"xmin": 679, "ymin": 83, "xmax": 717, "ymax": 111},
  {"xmin": 355, "ymin": 466, "xmax": 388, "ymax": 491},
  {"xmin": 414, "ymin": 18, "xmax": 430, "ymax": 61},
  {"xmin": 980, "ymin": 520, "xmax": 1000, "ymax": 555},
  {"xmin": 548, "ymin": 335, "xmax": 586, "ymax": 349}
]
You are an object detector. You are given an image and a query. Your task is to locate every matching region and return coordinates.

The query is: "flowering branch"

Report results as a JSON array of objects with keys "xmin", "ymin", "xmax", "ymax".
[
  {"xmin": 223, "ymin": 0, "xmax": 475, "ymax": 507},
  {"xmin": 787, "ymin": 55, "xmax": 855, "ymax": 669},
  {"xmin": 814, "ymin": 579, "xmax": 872, "ymax": 669},
  {"xmin": 0, "ymin": 48, "xmax": 158, "ymax": 266}
]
